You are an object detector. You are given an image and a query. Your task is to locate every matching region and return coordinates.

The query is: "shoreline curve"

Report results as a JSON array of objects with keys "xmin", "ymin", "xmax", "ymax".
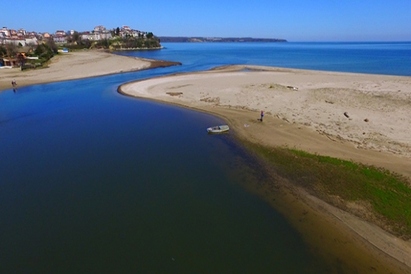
[
  {"xmin": 119, "ymin": 65, "xmax": 411, "ymax": 273},
  {"xmin": 0, "ymin": 49, "xmax": 181, "ymax": 92}
]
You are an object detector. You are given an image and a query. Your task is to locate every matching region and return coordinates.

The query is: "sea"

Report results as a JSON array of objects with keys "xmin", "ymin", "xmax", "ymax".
[{"xmin": 0, "ymin": 42, "xmax": 410, "ymax": 273}]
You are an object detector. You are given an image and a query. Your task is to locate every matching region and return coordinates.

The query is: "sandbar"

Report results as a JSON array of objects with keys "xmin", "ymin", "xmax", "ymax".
[
  {"xmin": 0, "ymin": 49, "xmax": 179, "ymax": 91},
  {"xmin": 120, "ymin": 65, "xmax": 411, "ymax": 273}
]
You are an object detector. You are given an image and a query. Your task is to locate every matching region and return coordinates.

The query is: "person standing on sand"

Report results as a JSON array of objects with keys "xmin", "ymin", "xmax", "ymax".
[
  {"xmin": 11, "ymin": 79, "xmax": 17, "ymax": 92},
  {"xmin": 260, "ymin": 110, "xmax": 264, "ymax": 122}
]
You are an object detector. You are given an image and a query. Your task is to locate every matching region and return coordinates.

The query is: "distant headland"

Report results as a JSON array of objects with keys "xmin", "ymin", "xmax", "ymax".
[{"xmin": 158, "ymin": 36, "xmax": 287, "ymax": 43}]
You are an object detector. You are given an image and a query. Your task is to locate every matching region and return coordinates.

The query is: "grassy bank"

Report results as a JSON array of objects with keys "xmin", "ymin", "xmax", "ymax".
[{"xmin": 246, "ymin": 142, "xmax": 411, "ymax": 239}]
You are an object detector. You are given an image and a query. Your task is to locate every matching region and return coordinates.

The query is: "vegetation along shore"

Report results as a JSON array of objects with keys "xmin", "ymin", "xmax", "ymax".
[{"xmin": 120, "ymin": 66, "xmax": 411, "ymax": 273}]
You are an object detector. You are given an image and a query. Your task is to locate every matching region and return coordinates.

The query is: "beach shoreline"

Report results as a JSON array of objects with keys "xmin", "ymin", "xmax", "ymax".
[
  {"xmin": 0, "ymin": 49, "xmax": 180, "ymax": 92},
  {"xmin": 119, "ymin": 66, "xmax": 411, "ymax": 177},
  {"xmin": 119, "ymin": 66, "xmax": 411, "ymax": 273},
  {"xmin": 2, "ymin": 50, "xmax": 411, "ymax": 272}
]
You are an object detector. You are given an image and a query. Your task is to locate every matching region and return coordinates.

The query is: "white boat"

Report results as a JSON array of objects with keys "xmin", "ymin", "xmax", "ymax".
[{"xmin": 207, "ymin": 125, "xmax": 229, "ymax": 133}]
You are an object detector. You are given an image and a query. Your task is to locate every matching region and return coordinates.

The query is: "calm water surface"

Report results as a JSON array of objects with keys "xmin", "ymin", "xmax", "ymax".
[
  {"xmin": 0, "ymin": 71, "xmax": 325, "ymax": 273},
  {"xmin": 118, "ymin": 42, "xmax": 411, "ymax": 76},
  {"xmin": 1, "ymin": 42, "xmax": 408, "ymax": 272}
]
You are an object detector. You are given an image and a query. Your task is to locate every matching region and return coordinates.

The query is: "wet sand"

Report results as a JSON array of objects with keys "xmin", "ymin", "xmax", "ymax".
[{"xmin": 120, "ymin": 66, "xmax": 411, "ymax": 273}]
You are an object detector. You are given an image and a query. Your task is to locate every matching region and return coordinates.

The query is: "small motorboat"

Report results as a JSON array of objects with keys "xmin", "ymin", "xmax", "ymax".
[{"xmin": 207, "ymin": 125, "xmax": 229, "ymax": 134}]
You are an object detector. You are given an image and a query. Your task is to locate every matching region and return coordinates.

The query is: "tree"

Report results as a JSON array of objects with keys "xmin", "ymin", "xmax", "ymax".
[
  {"xmin": 5, "ymin": 43, "xmax": 17, "ymax": 57},
  {"xmin": 0, "ymin": 45, "xmax": 7, "ymax": 57},
  {"xmin": 72, "ymin": 31, "xmax": 80, "ymax": 43},
  {"xmin": 35, "ymin": 43, "xmax": 54, "ymax": 60},
  {"xmin": 17, "ymin": 53, "xmax": 26, "ymax": 67},
  {"xmin": 116, "ymin": 27, "xmax": 120, "ymax": 36},
  {"xmin": 96, "ymin": 39, "xmax": 110, "ymax": 48},
  {"xmin": 80, "ymin": 39, "xmax": 92, "ymax": 49},
  {"xmin": 46, "ymin": 39, "xmax": 58, "ymax": 54},
  {"xmin": 146, "ymin": 32, "xmax": 154, "ymax": 39}
]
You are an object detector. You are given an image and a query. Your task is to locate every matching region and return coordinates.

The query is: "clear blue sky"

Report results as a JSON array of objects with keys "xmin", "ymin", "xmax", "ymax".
[{"xmin": 3, "ymin": 0, "xmax": 410, "ymax": 41}]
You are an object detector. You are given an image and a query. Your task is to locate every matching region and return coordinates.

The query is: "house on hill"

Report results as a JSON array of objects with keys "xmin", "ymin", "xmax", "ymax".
[
  {"xmin": 81, "ymin": 26, "xmax": 112, "ymax": 41},
  {"xmin": 53, "ymin": 30, "xmax": 67, "ymax": 44}
]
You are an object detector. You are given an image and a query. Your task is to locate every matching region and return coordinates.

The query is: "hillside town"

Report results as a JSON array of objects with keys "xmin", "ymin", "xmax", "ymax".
[
  {"xmin": 0, "ymin": 25, "xmax": 152, "ymax": 46},
  {"xmin": 0, "ymin": 25, "xmax": 159, "ymax": 68}
]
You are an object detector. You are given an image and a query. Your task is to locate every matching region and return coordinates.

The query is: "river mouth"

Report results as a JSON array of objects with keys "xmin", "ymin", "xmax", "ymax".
[
  {"xmin": 0, "ymin": 79, "xmax": 327, "ymax": 273},
  {"xmin": 2, "ymin": 41, "xmax": 410, "ymax": 273}
]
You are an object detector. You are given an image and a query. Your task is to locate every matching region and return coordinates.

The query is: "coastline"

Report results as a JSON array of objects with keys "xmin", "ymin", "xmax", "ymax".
[
  {"xmin": 0, "ymin": 49, "xmax": 180, "ymax": 92},
  {"xmin": 119, "ymin": 66, "xmax": 411, "ymax": 273},
  {"xmin": 2, "ymin": 49, "xmax": 411, "ymax": 272},
  {"xmin": 119, "ymin": 66, "xmax": 411, "ymax": 177}
]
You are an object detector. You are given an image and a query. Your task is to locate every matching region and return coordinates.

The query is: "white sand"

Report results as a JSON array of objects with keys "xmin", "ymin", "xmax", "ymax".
[{"xmin": 121, "ymin": 66, "xmax": 411, "ymax": 174}]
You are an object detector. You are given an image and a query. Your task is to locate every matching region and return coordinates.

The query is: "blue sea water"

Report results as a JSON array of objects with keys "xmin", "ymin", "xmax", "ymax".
[
  {"xmin": 117, "ymin": 42, "xmax": 411, "ymax": 76},
  {"xmin": 0, "ymin": 42, "xmax": 409, "ymax": 273}
]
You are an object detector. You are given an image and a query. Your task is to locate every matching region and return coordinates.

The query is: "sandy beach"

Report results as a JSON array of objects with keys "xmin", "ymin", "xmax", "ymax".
[
  {"xmin": 120, "ymin": 66, "xmax": 411, "ymax": 176},
  {"xmin": 120, "ymin": 66, "xmax": 411, "ymax": 273},
  {"xmin": 2, "ymin": 51, "xmax": 411, "ymax": 272},
  {"xmin": 0, "ymin": 49, "xmax": 179, "ymax": 91}
]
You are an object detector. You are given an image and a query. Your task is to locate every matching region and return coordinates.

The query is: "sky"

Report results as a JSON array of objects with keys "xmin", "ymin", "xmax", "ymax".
[{"xmin": 3, "ymin": 0, "xmax": 410, "ymax": 42}]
